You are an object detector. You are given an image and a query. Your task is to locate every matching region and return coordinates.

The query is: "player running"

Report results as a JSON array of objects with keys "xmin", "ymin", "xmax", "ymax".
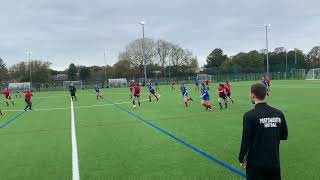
[
  {"xmin": 225, "ymin": 81, "xmax": 234, "ymax": 104},
  {"xmin": 200, "ymin": 83, "xmax": 212, "ymax": 111},
  {"xmin": 129, "ymin": 81, "xmax": 134, "ymax": 99},
  {"xmin": 16, "ymin": 87, "xmax": 22, "ymax": 98},
  {"xmin": 2, "ymin": 88, "xmax": 14, "ymax": 106},
  {"xmin": 132, "ymin": 83, "xmax": 141, "ymax": 108},
  {"xmin": 171, "ymin": 79, "xmax": 176, "ymax": 91},
  {"xmin": 147, "ymin": 80, "xmax": 159, "ymax": 102},
  {"xmin": 194, "ymin": 78, "xmax": 200, "ymax": 91},
  {"xmin": 180, "ymin": 83, "xmax": 193, "ymax": 107},
  {"xmin": 205, "ymin": 79, "xmax": 210, "ymax": 90},
  {"xmin": 24, "ymin": 90, "xmax": 33, "ymax": 111},
  {"xmin": 262, "ymin": 76, "xmax": 270, "ymax": 97},
  {"xmin": 95, "ymin": 85, "xmax": 103, "ymax": 100},
  {"xmin": 217, "ymin": 84, "xmax": 228, "ymax": 110},
  {"xmin": 155, "ymin": 79, "xmax": 160, "ymax": 91},
  {"xmin": 69, "ymin": 83, "xmax": 77, "ymax": 101}
]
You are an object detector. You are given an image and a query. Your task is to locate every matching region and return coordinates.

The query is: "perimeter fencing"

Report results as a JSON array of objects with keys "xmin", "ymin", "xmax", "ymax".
[{"xmin": 0, "ymin": 71, "xmax": 307, "ymax": 92}]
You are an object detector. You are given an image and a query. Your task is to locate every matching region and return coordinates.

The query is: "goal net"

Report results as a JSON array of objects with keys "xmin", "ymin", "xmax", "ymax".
[
  {"xmin": 290, "ymin": 69, "xmax": 306, "ymax": 79},
  {"xmin": 63, "ymin": 81, "xmax": 83, "ymax": 90},
  {"xmin": 306, "ymin": 68, "xmax": 320, "ymax": 80},
  {"xmin": 197, "ymin": 74, "xmax": 212, "ymax": 82},
  {"xmin": 108, "ymin": 78, "xmax": 128, "ymax": 88},
  {"xmin": 8, "ymin": 82, "xmax": 31, "ymax": 91}
]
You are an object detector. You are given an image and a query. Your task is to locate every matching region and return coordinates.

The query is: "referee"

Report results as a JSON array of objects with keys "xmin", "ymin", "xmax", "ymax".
[{"xmin": 239, "ymin": 83, "xmax": 288, "ymax": 180}]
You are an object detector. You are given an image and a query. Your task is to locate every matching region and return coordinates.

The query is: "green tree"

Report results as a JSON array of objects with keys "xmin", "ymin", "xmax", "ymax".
[
  {"xmin": 205, "ymin": 48, "xmax": 228, "ymax": 68},
  {"xmin": 0, "ymin": 57, "xmax": 9, "ymax": 82},
  {"xmin": 79, "ymin": 66, "xmax": 91, "ymax": 81},
  {"xmin": 68, "ymin": 63, "xmax": 78, "ymax": 81}
]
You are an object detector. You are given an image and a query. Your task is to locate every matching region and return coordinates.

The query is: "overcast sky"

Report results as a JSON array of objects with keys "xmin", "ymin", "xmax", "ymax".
[{"xmin": 1, "ymin": 0, "xmax": 319, "ymax": 70}]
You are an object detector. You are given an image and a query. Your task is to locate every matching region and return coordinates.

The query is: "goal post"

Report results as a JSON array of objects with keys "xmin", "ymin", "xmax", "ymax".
[
  {"xmin": 108, "ymin": 78, "xmax": 128, "ymax": 88},
  {"xmin": 8, "ymin": 82, "xmax": 31, "ymax": 91},
  {"xmin": 63, "ymin": 81, "xmax": 83, "ymax": 90},
  {"xmin": 306, "ymin": 68, "xmax": 320, "ymax": 80},
  {"xmin": 290, "ymin": 69, "xmax": 306, "ymax": 79},
  {"xmin": 197, "ymin": 74, "xmax": 211, "ymax": 81}
]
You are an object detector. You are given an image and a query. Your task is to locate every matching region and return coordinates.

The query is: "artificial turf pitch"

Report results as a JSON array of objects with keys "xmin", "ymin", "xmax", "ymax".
[{"xmin": 0, "ymin": 80, "xmax": 319, "ymax": 180}]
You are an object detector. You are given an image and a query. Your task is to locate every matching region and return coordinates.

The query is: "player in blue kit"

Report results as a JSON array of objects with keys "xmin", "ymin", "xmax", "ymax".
[
  {"xmin": 200, "ymin": 83, "xmax": 212, "ymax": 111},
  {"xmin": 194, "ymin": 78, "xmax": 200, "ymax": 91},
  {"xmin": 95, "ymin": 85, "xmax": 103, "ymax": 100},
  {"xmin": 147, "ymin": 80, "xmax": 159, "ymax": 102},
  {"xmin": 154, "ymin": 79, "xmax": 160, "ymax": 91},
  {"xmin": 180, "ymin": 83, "xmax": 193, "ymax": 107}
]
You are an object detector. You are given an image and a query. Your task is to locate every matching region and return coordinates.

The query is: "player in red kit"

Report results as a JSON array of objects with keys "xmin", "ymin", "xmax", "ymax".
[
  {"xmin": 225, "ymin": 81, "xmax": 234, "ymax": 104},
  {"xmin": 132, "ymin": 83, "xmax": 141, "ymax": 108},
  {"xmin": 205, "ymin": 79, "xmax": 210, "ymax": 90},
  {"xmin": 217, "ymin": 84, "xmax": 228, "ymax": 110},
  {"xmin": 2, "ymin": 88, "xmax": 14, "ymax": 106},
  {"xmin": 24, "ymin": 91, "xmax": 33, "ymax": 111},
  {"xmin": 129, "ymin": 81, "xmax": 134, "ymax": 99}
]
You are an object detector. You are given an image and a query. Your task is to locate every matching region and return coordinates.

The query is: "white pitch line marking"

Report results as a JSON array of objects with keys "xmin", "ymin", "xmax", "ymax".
[{"xmin": 71, "ymin": 99, "xmax": 80, "ymax": 180}]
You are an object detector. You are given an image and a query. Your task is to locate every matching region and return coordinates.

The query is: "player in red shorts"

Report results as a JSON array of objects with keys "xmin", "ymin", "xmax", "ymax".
[
  {"xmin": 205, "ymin": 79, "xmax": 210, "ymax": 90},
  {"xmin": 2, "ymin": 88, "xmax": 14, "ymax": 106},
  {"xmin": 225, "ymin": 81, "xmax": 234, "ymax": 104},
  {"xmin": 217, "ymin": 84, "xmax": 228, "ymax": 110},
  {"xmin": 128, "ymin": 81, "xmax": 134, "ymax": 99},
  {"xmin": 24, "ymin": 90, "xmax": 33, "ymax": 111},
  {"xmin": 171, "ymin": 79, "xmax": 176, "ymax": 91},
  {"xmin": 132, "ymin": 82, "xmax": 141, "ymax": 108}
]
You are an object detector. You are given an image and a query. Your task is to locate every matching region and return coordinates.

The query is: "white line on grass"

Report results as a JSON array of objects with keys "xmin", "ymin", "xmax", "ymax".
[
  {"xmin": 71, "ymin": 99, "xmax": 80, "ymax": 180},
  {"xmin": 2, "ymin": 95, "xmax": 160, "ymax": 112}
]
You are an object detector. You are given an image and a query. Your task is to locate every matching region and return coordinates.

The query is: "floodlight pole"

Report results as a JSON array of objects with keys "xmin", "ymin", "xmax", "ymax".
[
  {"xmin": 264, "ymin": 24, "xmax": 271, "ymax": 74},
  {"xmin": 26, "ymin": 52, "xmax": 32, "ymax": 90},
  {"xmin": 104, "ymin": 51, "xmax": 107, "ymax": 80},
  {"xmin": 285, "ymin": 50, "xmax": 288, "ymax": 79},
  {"xmin": 140, "ymin": 21, "xmax": 147, "ymax": 85}
]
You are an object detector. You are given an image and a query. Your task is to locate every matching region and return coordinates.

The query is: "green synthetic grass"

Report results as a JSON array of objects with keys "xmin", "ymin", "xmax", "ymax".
[{"xmin": 0, "ymin": 80, "xmax": 319, "ymax": 180}]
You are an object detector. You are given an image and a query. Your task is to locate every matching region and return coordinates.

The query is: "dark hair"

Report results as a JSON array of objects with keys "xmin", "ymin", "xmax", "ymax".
[
  {"xmin": 251, "ymin": 83, "xmax": 267, "ymax": 100},
  {"xmin": 201, "ymin": 83, "xmax": 205, "ymax": 87},
  {"xmin": 225, "ymin": 81, "xmax": 229, "ymax": 84},
  {"xmin": 219, "ymin": 83, "xmax": 225, "ymax": 88}
]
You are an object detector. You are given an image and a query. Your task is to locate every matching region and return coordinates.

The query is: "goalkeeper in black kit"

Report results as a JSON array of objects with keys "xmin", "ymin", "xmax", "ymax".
[
  {"xmin": 69, "ymin": 83, "xmax": 77, "ymax": 101},
  {"xmin": 239, "ymin": 83, "xmax": 288, "ymax": 180}
]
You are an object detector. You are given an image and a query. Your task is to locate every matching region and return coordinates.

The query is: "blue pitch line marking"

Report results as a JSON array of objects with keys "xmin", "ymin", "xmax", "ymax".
[
  {"xmin": 105, "ymin": 98, "xmax": 246, "ymax": 179},
  {"xmin": 0, "ymin": 97, "xmax": 47, "ymax": 129}
]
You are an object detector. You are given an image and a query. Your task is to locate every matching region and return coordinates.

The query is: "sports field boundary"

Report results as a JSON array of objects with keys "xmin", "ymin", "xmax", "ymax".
[{"xmin": 105, "ymin": 98, "xmax": 246, "ymax": 179}]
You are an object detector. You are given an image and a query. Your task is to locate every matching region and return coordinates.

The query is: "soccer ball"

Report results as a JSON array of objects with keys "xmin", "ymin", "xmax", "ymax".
[{"xmin": 133, "ymin": 105, "xmax": 136, "ymax": 108}]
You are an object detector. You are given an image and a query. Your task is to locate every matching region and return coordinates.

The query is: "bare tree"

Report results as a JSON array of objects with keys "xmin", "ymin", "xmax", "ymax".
[{"xmin": 156, "ymin": 39, "xmax": 172, "ymax": 68}]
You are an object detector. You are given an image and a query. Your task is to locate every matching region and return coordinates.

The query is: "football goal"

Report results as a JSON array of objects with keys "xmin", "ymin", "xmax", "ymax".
[
  {"xmin": 306, "ymin": 68, "xmax": 320, "ymax": 80},
  {"xmin": 8, "ymin": 82, "xmax": 31, "ymax": 91},
  {"xmin": 63, "ymin": 81, "xmax": 83, "ymax": 90},
  {"xmin": 108, "ymin": 78, "xmax": 128, "ymax": 88}
]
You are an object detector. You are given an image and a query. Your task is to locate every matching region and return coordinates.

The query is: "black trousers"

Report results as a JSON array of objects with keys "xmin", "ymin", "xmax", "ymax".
[{"xmin": 246, "ymin": 166, "xmax": 281, "ymax": 180}]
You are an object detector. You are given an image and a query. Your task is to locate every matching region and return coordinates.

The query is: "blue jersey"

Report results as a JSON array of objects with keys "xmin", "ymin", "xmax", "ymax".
[
  {"xmin": 201, "ymin": 87, "xmax": 210, "ymax": 100},
  {"xmin": 261, "ymin": 80, "xmax": 268, "ymax": 87},
  {"xmin": 16, "ymin": 87, "xmax": 20, "ymax": 93},
  {"xmin": 147, "ymin": 83, "xmax": 154, "ymax": 92},
  {"xmin": 95, "ymin": 87, "xmax": 100, "ymax": 93},
  {"xmin": 155, "ymin": 80, "xmax": 159, "ymax": 86},
  {"xmin": 180, "ymin": 85, "xmax": 188, "ymax": 96},
  {"xmin": 195, "ymin": 79, "xmax": 199, "ymax": 85}
]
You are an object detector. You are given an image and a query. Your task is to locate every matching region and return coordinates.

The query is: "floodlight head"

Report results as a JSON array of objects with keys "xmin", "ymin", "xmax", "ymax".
[
  {"xmin": 264, "ymin": 24, "xmax": 271, "ymax": 27},
  {"xmin": 140, "ymin": 21, "xmax": 145, "ymax": 25}
]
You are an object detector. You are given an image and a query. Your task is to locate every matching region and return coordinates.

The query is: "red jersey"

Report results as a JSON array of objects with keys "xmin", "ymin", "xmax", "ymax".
[
  {"xmin": 129, "ymin": 82, "xmax": 133, "ymax": 91},
  {"xmin": 205, "ymin": 79, "xmax": 209, "ymax": 86},
  {"xmin": 225, "ymin": 84, "xmax": 231, "ymax": 93},
  {"xmin": 134, "ymin": 86, "xmax": 140, "ymax": 94},
  {"xmin": 25, "ymin": 92, "xmax": 33, "ymax": 101},
  {"xmin": 218, "ymin": 86, "xmax": 225, "ymax": 95},
  {"xmin": 266, "ymin": 79, "xmax": 270, "ymax": 87},
  {"xmin": 3, "ymin": 89, "xmax": 10, "ymax": 98}
]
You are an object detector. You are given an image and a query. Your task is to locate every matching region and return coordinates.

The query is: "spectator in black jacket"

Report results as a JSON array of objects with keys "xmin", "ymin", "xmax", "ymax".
[{"xmin": 239, "ymin": 83, "xmax": 288, "ymax": 180}]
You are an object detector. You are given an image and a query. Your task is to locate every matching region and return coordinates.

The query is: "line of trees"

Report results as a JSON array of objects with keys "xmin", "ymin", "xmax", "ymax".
[
  {"xmin": 1, "ymin": 44, "xmax": 319, "ymax": 84},
  {"xmin": 204, "ymin": 46, "xmax": 320, "ymax": 74}
]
